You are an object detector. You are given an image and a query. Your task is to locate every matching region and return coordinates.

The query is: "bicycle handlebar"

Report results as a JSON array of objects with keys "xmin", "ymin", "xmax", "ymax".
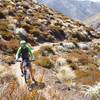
[
  {"xmin": 16, "ymin": 60, "xmax": 35, "ymax": 62},
  {"xmin": 16, "ymin": 60, "xmax": 22, "ymax": 62}
]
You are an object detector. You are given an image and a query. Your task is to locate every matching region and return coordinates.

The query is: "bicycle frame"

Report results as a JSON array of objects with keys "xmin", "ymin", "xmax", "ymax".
[{"xmin": 16, "ymin": 60, "xmax": 33, "ymax": 84}]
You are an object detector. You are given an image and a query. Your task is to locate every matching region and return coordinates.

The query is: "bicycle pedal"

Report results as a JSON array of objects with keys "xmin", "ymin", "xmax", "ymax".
[{"xmin": 21, "ymin": 74, "xmax": 24, "ymax": 77}]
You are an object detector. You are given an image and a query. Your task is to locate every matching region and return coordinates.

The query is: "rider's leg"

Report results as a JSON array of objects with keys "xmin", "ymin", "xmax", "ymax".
[
  {"xmin": 20, "ymin": 62, "xmax": 23, "ymax": 74},
  {"xmin": 26, "ymin": 60, "xmax": 37, "ymax": 83},
  {"xmin": 29, "ymin": 67, "xmax": 36, "ymax": 82}
]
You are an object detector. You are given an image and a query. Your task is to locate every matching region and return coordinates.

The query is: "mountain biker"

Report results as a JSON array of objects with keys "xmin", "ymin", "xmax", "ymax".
[{"xmin": 16, "ymin": 40, "xmax": 36, "ymax": 84}]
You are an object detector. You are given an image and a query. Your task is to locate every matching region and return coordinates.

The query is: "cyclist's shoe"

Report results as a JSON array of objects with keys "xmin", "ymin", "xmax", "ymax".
[
  {"xmin": 32, "ymin": 80, "xmax": 38, "ymax": 85},
  {"xmin": 32, "ymin": 78, "xmax": 38, "ymax": 84},
  {"xmin": 21, "ymin": 73, "xmax": 24, "ymax": 77},
  {"xmin": 21, "ymin": 71, "xmax": 24, "ymax": 77}
]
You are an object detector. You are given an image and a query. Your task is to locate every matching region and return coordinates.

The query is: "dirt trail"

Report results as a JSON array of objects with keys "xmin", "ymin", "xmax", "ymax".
[{"xmin": 11, "ymin": 63, "xmax": 26, "ymax": 87}]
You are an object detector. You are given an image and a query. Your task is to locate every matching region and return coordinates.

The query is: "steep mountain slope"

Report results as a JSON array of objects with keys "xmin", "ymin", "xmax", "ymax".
[
  {"xmin": 0, "ymin": 0, "xmax": 100, "ymax": 100},
  {"xmin": 38, "ymin": 0, "xmax": 100, "ymax": 20},
  {"xmin": 84, "ymin": 13, "xmax": 100, "ymax": 31},
  {"xmin": 0, "ymin": 0, "xmax": 100, "ymax": 55}
]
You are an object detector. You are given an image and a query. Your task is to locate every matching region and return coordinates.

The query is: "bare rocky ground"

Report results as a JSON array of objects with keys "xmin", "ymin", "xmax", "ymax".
[{"xmin": 0, "ymin": 0, "xmax": 100, "ymax": 100}]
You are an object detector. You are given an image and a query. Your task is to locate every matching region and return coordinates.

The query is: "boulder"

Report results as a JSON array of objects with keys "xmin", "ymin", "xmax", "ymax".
[
  {"xmin": 16, "ymin": 2, "xmax": 22, "ymax": 7},
  {"xmin": 16, "ymin": 6, "xmax": 23, "ymax": 10},
  {"xmin": 89, "ymin": 31, "xmax": 100, "ymax": 38},
  {"xmin": 26, "ymin": 9, "xmax": 33, "ymax": 15},
  {"xmin": 77, "ymin": 42, "xmax": 91, "ymax": 50},
  {"xmin": 14, "ymin": 27, "xmax": 28, "ymax": 41},
  {"xmin": 75, "ymin": 31, "xmax": 91, "ymax": 41},
  {"xmin": 1, "ymin": 9, "xmax": 9, "ymax": 16},
  {"xmin": 32, "ymin": 0, "xmax": 38, "ymax": 3},
  {"xmin": 62, "ymin": 42, "xmax": 76, "ymax": 49}
]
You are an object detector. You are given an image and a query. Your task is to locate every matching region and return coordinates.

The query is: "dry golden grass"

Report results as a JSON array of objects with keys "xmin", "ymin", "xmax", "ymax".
[
  {"xmin": 49, "ymin": 25, "xmax": 61, "ymax": 30},
  {"xmin": 35, "ymin": 12, "xmax": 46, "ymax": 19},
  {"xmin": 35, "ymin": 57, "xmax": 54, "ymax": 69},
  {"xmin": 0, "ymin": 40, "xmax": 19, "ymax": 54},
  {"xmin": 7, "ymin": 39, "xmax": 19, "ymax": 53},
  {"xmin": 0, "ymin": 20, "xmax": 8, "ymax": 31},
  {"xmin": 40, "ymin": 46, "xmax": 55, "ymax": 56},
  {"xmin": 0, "ymin": 78, "xmax": 46, "ymax": 100},
  {"xmin": 75, "ymin": 70, "xmax": 100, "ymax": 85},
  {"xmin": 29, "ymin": 27, "xmax": 40, "ymax": 34},
  {"xmin": 66, "ymin": 50, "xmax": 94, "ymax": 65},
  {"xmin": 0, "ymin": 73, "xmax": 17, "ymax": 84},
  {"xmin": 22, "ymin": 23, "xmax": 32, "ymax": 32},
  {"xmin": 33, "ymin": 46, "xmax": 54, "ymax": 58},
  {"xmin": 2, "ymin": 55, "xmax": 15, "ymax": 65},
  {"xmin": 0, "ymin": 41, "xmax": 7, "ymax": 51},
  {"xmin": 0, "ymin": 20, "xmax": 13, "ymax": 40},
  {"xmin": 33, "ymin": 50, "xmax": 42, "ymax": 58},
  {"xmin": 1, "ymin": 31, "xmax": 13, "ymax": 40}
]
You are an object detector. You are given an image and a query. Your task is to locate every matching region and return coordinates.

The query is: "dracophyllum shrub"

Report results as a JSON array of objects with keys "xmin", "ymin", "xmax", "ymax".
[
  {"xmin": 56, "ymin": 65, "xmax": 76, "ymax": 84},
  {"xmin": 80, "ymin": 82, "xmax": 100, "ymax": 100}
]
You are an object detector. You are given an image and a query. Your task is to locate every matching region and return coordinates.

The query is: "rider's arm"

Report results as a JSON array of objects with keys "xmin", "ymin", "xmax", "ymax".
[
  {"xmin": 28, "ymin": 47, "xmax": 35, "ymax": 60},
  {"xmin": 16, "ymin": 47, "xmax": 21, "ymax": 60}
]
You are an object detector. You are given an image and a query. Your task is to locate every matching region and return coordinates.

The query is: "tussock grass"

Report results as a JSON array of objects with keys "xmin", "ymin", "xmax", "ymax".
[{"xmin": 80, "ymin": 82, "xmax": 100, "ymax": 100}]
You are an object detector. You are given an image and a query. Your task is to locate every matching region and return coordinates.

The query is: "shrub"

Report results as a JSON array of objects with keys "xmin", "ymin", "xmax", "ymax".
[
  {"xmin": 33, "ymin": 50, "xmax": 42, "ymax": 58},
  {"xmin": 0, "ymin": 39, "xmax": 19, "ymax": 54},
  {"xmin": 80, "ymin": 83, "xmax": 100, "ymax": 100},
  {"xmin": 67, "ymin": 50, "xmax": 93, "ymax": 66},
  {"xmin": 57, "ymin": 65, "xmax": 76, "ymax": 82},
  {"xmin": 0, "ymin": 74, "xmax": 17, "ymax": 84},
  {"xmin": 0, "ymin": 81, "xmax": 46, "ymax": 100},
  {"xmin": 0, "ymin": 12, "xmax": 6, "ymax": 19},
  {"xmin": 34, "ymin": 13, "xmax": 45, "ymax": 19},
  {"xmin": 55, "ymin": 22, "xmax": 63, "ymax": 27},
  {"xmin": 29, "ymin": 27, "xmax": 41, "ymax": 36},
  {"xmin": 47, "ymin": 34, "xmax": 55, "ymax": 42},
  {"xmin": 1, "ymin": 31, "xmax": 13, "ymax": 40},
  {"xmin": 69, "ymin": 63, "xmax": 78, "ymax": 70},
  {"xmin": 40, "ymin": 46, "xmax": 55, "ymax": 56},
  {"xmin": 67, "ymin": 59, "xmax": 72, "ymax": 64},
  {"xmin": 7, "ymin": 39, "xmax": 19, "ymax": 53},
  {"xmin": 22, "ymin": 23, "xmax": 32, "ymax": 32},
  {"xmin": 0, "ymin": 41, "xmax": 7, "ymax": 51},
  {"xmin": 0, "ymin": 20, "xmax": 13, "ymax": 40},
  {"xmin": 36, "ymin": 57, "xmax": 54, "ymax": 69},
  {"xmin": 74, "ymin": 21, "xmax": 85, "ymax": 27},
  {"xmin": 2, "ymin": 55, "xmax": 15, "ymax": 65},
  {"xmin": 0, "ymin": 20, "xmax": 8, "ymax": 31}
]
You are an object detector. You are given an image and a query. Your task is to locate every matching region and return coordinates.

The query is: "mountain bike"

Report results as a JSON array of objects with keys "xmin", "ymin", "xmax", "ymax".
[
  {"xmin": 16, "ymin": 60, "xmax": 45, "ymax": 91},
  {"xmin": 16, "ymin": 60, "xmax": 34, "ymax": 85}
]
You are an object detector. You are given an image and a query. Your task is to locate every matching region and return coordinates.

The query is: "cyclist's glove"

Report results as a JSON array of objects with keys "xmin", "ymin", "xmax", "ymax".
[{"xmin": 32, "ymin": 56, "xmax": 35, "ymax": 61}]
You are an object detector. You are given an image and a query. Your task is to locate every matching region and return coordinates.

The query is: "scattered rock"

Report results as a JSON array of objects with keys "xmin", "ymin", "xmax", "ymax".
[{"xmin": 77, "ymin": 42, "xmax": 91, "ymax": 50}]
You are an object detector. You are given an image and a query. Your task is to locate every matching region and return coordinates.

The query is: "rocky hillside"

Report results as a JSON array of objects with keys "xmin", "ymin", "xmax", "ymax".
[
  {"xmin": 38, "ymin": 0, "xmax": 100, "ymax": 20},
  {"xmin": 84, "ymin": 13, "xmax": 100, "ymax": 31},
  {"xmin": 0, "ymin": 0, "xmax": 100, "ymax": 100},
  {"xmin": 0, "ymin": 0, "xmax": 100, "ymax": 55}
]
